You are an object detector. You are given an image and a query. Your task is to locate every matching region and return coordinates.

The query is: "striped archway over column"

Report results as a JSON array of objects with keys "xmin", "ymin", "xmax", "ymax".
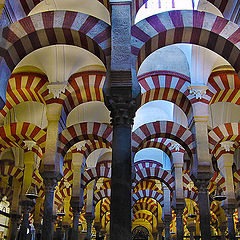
[
  {"xmin": 0, "ymin": 72, "xmax": 49, "ymax": 117},
  {"xmin": 208, "ymin": 122, "xmax": 240, "ymax": 157},
  {"xmin": 58, "ymin": 71, "xmax": 106, "ymax": 130},
  {"xmin": 138, "ymin": 70, "xmax": 193, "ymax": 123},
  {"xmin": 208, "ymin": 70, "xmax": 240, "ymax": 105},
  {"xmin": 132, "ymin": 121, "xmax": 195, "ymax": 161},
  {"xmin": 57, "ymin": 122, "xmax": 112, "ymax": 164},
  {"xmin": 0, "ymin": 10, "xmax": 111, "ymax": 109},
  {"xmin": 131, "ymin": 10, "xmax": 240, "ymax": 76}
]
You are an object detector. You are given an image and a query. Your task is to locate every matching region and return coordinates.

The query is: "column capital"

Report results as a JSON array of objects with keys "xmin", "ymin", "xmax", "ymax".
[
  {"xmin": 106, "ymin": 94, "xmax": 139, "ymax": 126},
  {"xmin": 223, "ymin": 205, "xmax": 236, "ymax": 217},
  {"xmin": 188, "ymin": 85, "xmax": 208, "ymax": 99},
  {"xmin": 187, "ymin": 222, "xmax": 196, "ymax": 233},
  {"xmin": 20, "ymin": 199, "xmax": 35, "ymax": 213},
  {"xmin": 194, "ymin": 177, "xmax": 210, "ymax": 193},
  {"xmin": 41, "ymin": 171, "xmax": 61, "ymax": 191}
]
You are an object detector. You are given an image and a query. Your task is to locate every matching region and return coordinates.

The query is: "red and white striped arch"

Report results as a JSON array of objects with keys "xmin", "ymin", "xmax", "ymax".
[
  {"xmin": 133, "ymin": 167, "xmax": 175, "ymax": 191},
  {"xmin": 0, "ymin": 11, "xmax": 110, "ymax": 109},
  {"xmin": 208, "ymin": 70, "xmax": 240, "ymax": 105},
  {"xmin": 81, "ymin": 165, "xmax": 111, "ymax": 189},
  {"xmin": 72, "ymin": 140, "xmax": 111, "ymax": 160},
  {"xmin": 0, "ymin": 122, "xmax": 46, "ymax": 154},
  {"xmin": 132, "ymin": 189, "xmax": 163, "ymax": 206},
  {"xmin": 133, "ymin": 202, "xmax": 158, "ymax": 217},
  {"xmin": 138, "ymin": 71, "xmax": 192, "ymax": 120},
  {"xmin": 134, "ymin": 138, "xmax": 185, "ymax": 160},
  {"xmin": 0, "ymin": 164, "xmax": 23, "ymax": 182},
  {"xmin": 94, "ymin": 188, "xmax": 111, "ymax": 205},
  {"xmin": 209, "ymin": 172, "xmax": 226, "ymax": 194},
  {"xmin": 57, "ymin": 122, "xmax": 112, "ymax": 158},
  {"xmin": 133, "ymin": 212, "xmax": 153, "ymax": 225},
  {"xmin": 208, "ymin": 122, "xmax": 240, "ymax": 154},
  {"xmin": 134, "ymin": 160, "xmax": 163, "ymax": 172},
  {"xmin": 131, "ymin": 10, "xmax": 240, "ymax": 77},
  {"xmin": 132, "ymin": 121, "xmax": 195, "ymax": 160},
  {"xmin": 133, "ymin": 179, "xmax": 162, "ymax": 194},
  {"xmin": 57, "ymin": 71, "xmax": 106, "ymax": 128},
  {"xmin": 0, "ymin": 72, "xmax": 48, "ymax": 117}
]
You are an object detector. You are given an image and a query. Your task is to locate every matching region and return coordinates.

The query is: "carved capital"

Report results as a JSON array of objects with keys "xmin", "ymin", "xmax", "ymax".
[
  {"xmin": 220, "ymin": 141, "xmax": 235, "ymax": 152},
  {"xmin": 75, "ymin": 141, "xmax": 86, "ymax": 151},
  {"xmin": 194, "ymin": 178, "xmax": 209, "ymax": 193},
  {"xmin": 41, "ymin": 171, "xmax": 61, "ymax": 192},
  {"xmin": 175, "ymin": 208, "xmax": 184, "ymax": 218},
  {"xmin": 47, "ymin": 83, "xmax": 67, "ymax": 98},
  {"xmin": 108, "ymin": 96, "xmax": 137, "ymax": 126},
  {"xmin": 169, "ymin": 141, "xmax": 182, "ymax": 152},
  {"xmin": 188, "ymin": 85, "xmax": 208, "ymax": 99},
  {"xmin": 23, "ymin": 140, "xmax": 37, "ymax": 150}
]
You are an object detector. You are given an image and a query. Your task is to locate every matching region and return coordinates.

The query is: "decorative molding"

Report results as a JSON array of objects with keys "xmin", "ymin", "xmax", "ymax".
[
  {"xmin": 220, "ymin": 141, "xmax": 234, "ymax": 152},
  {"xmin": 75, "ymin": 141, "xmax": 86, "ymax": 151},
  {"xmin": 23, "ymin": 140, "xmax": 36, "ymax": 150},
  {"xmin": 47, "ymin": 83, "xmax": 67, "ymax": 98},
  {"xmin": 169, "ymin": 141, "xmax": 182, "ymax": 152},
  {"xmin": 188, "ymin": 86, "xmax": 208, "ymax": 99}
]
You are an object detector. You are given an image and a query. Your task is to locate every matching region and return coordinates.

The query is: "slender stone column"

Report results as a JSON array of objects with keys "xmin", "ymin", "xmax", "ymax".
[
  {"xmin": 94, "ymin": 222, "xmax": 101, "ymax": 240},
  {"xmin": 175, "ymin": 207, "xmax": 184, "ymax": 240},
  {"xmin": 105, "ymin": 0, "xmax": 140, "ymax": 236},
  {"xmin": 195, "ymin": 178, "xmax": 211, "ymax": 239},
  {"xmin": 105, "ymin": 94, "xmax": 139, "ymax": 240},
  {"xmin": 34, "ymin": 223, "xmax": 42, "ymax": 240},
  {"xmin": 41, "ymin": 171, "xmax": 59, "ymax": 240},
  {"xmin": 163, "ymin": 216, "xmax": 172, "ymax": 240},
  {"xmin": 85, "ymin": 213, "xmax": 94, "ymax": 240},
  {"xmin": 7, "ymin": 213, "xmax": 21, "ymax": 240},
  {"xmin": 152, "ymin": 232, "xmax": 158, "ymax": 240},
  {"xmin": 18, "ymin": 200, "xmax": 35, "ymax": 240},
  {"xmin": 70, "ymin": 199, "xmax": 81, "ymax": 240},
  {"xmin": 224, "ymin": 207, "xmax": 236, "ymax": 240},
  {"xmin": 157, "ymin": 222, "xmax": 164, "ymax": 240},
  {"xmin": 219, "ymin": 223, "xmax": 227, "ymax": 240}
]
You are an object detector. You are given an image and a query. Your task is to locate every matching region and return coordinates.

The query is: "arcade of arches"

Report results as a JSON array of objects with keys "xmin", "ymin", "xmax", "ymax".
[{"xmin": 0, "ymin": 0, "xmax": 239, "ymax": 239}]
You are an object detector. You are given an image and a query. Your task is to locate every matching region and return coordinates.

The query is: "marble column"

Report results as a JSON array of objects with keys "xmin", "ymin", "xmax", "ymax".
[
  {"xmin": 163, "ymin": 215, "xmax": 172, "ymax": 240},
  {"xmin": 224, "ymin": 207, "xmax": 236, "ymax": 240},
  {"xmin": 152, "ymin": 232, "xmax": 158, "ymax": 240},
  {"xmin": 70, "ymin": 199, "xmax": 81, "ymax": 240},
  {"xmin": 219, "ymin": 223, "xmax": 227, "ymax": 240},
  {"xmin": 85, "ymin": 213, "xmax": 94, "ymax": 240},
  {"xmin": 34, "ymin": 223, "xmax": 42, "ymax": 240},
  {"xmin": 41, "ymin": 172, "xmax": 59, "ymax": 240},
  {"xmin": 18, "ymin": 200, "xmax": 35, "ymax": 240},
  {"xmin": 7, "ymin": 213, "xmax": 21, "ymax": 240},
  {"xmin": 175, "ymin": 207, "xmax": 184, "ymax": 240},
  {"xmin": 94, "ymin": 222, "xmax": 101, "ymax": 240},
  {"xmin": 195, "ymin": 178, "xmax": 211, "ymax": 239},
  {"xmin": 157, "ymin": 222, "xmax": 164, "ymax": 240}
]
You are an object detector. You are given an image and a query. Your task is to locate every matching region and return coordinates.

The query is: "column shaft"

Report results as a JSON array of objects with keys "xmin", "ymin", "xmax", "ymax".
[
  {"xmin": 196, "ymin": 180, "xmax": 211, "ymax": 240},
  {"xmin": 7, "ymin": 214, "xmax": 21, "ymax": 240},
  {"xmin": 176, "ymin": 209, "xmax": 184, "ymax": 240},
  {"xmin": 18, "ymin": 212, "xmax": 29, "ymax": 240},
  {"xmin": 41, "ymin": 174, "xmax": 58, "ymax": 240},
  {"xmin": 225, "ymin": 209, "xmax": 236, "ymax": 240},
  {"xmin": 71, "ymin": 212, "xmax": 80, "ymax": 240},
  {"xmin": 164, "ymin": 220, "xmax": 171, "ymax": 240},
  {"xmin": 110, "ymin": 125, "xmax": 132, "ymax": 239}
]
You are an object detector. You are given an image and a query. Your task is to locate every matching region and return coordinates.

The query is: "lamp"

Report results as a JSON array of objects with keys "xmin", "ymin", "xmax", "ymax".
[
  {"xmin": 25, "ymin": 185, "xmax": 38, "ymax": 200},
  {"xmin": 213, "ymin": 185, "xmax": 226, "ymax": 202},
  {"xmin": 57, "ymin": 204, "xmax": 66, "ymax": 217}
]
